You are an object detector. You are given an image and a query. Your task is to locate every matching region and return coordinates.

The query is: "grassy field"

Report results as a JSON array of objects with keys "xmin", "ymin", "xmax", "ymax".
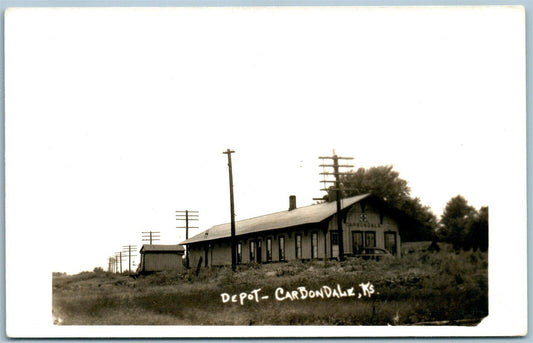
[{"xmin": 53, "ymin": 247, "xmax": 487, "ymax": 325}]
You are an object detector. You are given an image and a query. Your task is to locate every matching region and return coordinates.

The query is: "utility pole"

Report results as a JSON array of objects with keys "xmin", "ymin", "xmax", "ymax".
[
  {"xmin": 176, "ymin": 210, "xmax": 198, "ymax": 269},
  {"xmin": 115, "ymin": 252, "xmax": 123, "ymax": 274},
  {"xmin": 122, "ymin": 245, "xmax": 137, "ymax": 273},
  {"xmin": 319, "ymin": 151, "xmax": 354, "ymax": 261},
  {"xmin": 223, "ymin": 148, "xmax": 237, "ymax": 271},
  {"xmin": 142, "ymin": 231, "xmax": 160, "ymax": 245},
  {"xmin": 114, "ymin": 254, "xmax": 119, "ymax": 273}
]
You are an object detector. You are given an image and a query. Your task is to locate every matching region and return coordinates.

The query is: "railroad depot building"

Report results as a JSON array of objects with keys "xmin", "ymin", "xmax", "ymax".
[
  {"xmin": 139, "ymin": 244, "xmax": 185, "ymax": 272},
  {"xmin": 181, "ymin": 193, "xmax": 403, "ymax": 267}
]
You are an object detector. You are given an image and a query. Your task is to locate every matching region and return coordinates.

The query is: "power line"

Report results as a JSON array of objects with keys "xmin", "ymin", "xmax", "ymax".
[
  {"xmin": 176, "ymin": 210, "xmax": 198, "ymax": 269},
  {"xmin": 122, "ymin": 245, "xmax": 138, "ymax": 273},
  {"xmin": 115, "ymin": 252, "xmax": 124, "ymax": 274},
  {"xmin": 318, "ymin": 150, "xmax": 354, "ymax": 262},
  {"xmin": 114, "ymin": 253, "xmax": 120, "ymax": 273},
  {"xmin": 108, "ymin": 256, "xmax": 115, "ymax": 273},
  {"xmin": 142, "ymin": 231, "xmax": 161, "ymax": 245}
]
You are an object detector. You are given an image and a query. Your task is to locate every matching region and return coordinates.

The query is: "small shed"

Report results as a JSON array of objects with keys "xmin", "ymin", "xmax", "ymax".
[{"xmin": 139, "ymin": 244, "xmax": 185, "ymax": 272}]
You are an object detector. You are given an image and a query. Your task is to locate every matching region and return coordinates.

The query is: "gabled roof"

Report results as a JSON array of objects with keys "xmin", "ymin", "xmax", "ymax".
[
  {"xmin": 180, "ymin": 193, "xmax": 371, "ymax": 245},
  {"xmin": 140, "ymin": 244, "xmax": 185, "ymax": 253}
]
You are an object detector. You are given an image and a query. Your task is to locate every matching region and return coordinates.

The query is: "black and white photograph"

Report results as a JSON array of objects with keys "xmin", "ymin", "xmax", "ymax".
[{"xmin": 4, "ymin": 5, "xmax": 527, "ymax": 338}]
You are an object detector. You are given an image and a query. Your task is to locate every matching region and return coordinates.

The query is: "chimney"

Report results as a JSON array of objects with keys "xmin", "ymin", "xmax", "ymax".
[{"xmin": 289, "ymin": 195, "xmax": 297, "ymax": 211}]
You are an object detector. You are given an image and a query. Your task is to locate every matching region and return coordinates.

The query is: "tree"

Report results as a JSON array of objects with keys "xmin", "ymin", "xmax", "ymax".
[
  {"xmin": 330, "ymin": 165, "xmax": 410, "ymax": 206},
  {"xmin": 438, "ymin": 195, "xmax": 488, "ymax": 251},
  {"xmin": 439, "ymin": 195, "xmax": 475, "ymax": 249},
  {"xmin": 325, "ymin": 165, "xmax": 437, "ymax": 241},
  {"xmin": 397, "ymin": 196, "xmax": 438, "ymax": 242},
  {"xmin": 465, "ymin": 206, "xmax": 488, "ymax": 252}
]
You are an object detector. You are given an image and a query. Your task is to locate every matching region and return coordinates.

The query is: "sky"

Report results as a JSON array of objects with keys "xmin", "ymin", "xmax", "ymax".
[{"xmin": 5, "ymin": 6, "xmax": 525, "ymax": 275}]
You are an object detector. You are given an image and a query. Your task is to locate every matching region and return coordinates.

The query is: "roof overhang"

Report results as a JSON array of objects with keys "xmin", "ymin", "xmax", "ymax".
[{"xmin": 181, "ymin": 194, "xmax": 372, "ymax": 245}]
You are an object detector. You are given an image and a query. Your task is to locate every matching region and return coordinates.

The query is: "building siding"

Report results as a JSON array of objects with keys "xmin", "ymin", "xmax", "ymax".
[
  {"xmin": 189, "ymin": 227, "xmax": 331, "ymax": 266},
  {"xmin": 329, "ymin": 202, "xmax": 402, "ymax": 256},
  {"xmin": 187, "ymin": 199, "xmax": 402, "ymax": 267},
  {"xmin": 142, "ymin": 252, "xmax": 185, "ymax": 272}
]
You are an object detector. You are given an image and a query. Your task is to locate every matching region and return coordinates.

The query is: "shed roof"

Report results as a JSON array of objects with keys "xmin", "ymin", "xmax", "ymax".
[
  {"xmin": 181, "ymin": 193, "xmax": 371, "ymax": 245},
  {"xmin": 140, "ymin": 244, "xmax": 185, "ymax": 253}
]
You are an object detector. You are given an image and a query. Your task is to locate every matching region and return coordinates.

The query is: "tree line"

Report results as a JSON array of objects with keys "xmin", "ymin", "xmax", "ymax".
[{"xmin": 324, "ymin": 165, "xmax": 488, "ymax": 251}]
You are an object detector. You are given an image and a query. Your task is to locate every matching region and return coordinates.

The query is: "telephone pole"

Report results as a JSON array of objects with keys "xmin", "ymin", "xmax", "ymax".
[
  {"xmin": 115, "ymin": 252, "xmax": 123, "ymax": 274},
  {"xmin": 122, "ymin": 245, "xmax": 137, "ymax": 273},
  {"xmin": 319, "ymin": 151, "xmax": 354, "ymax": 261},
  {"xmin": 223, "ymin": 148, "xmax": 237, "ymax": 271},
  {"xmin": 176, "ymin": 210, "xmax": 198, "ymax": 269},
  {"xmin": 142, "ymin": 231, "xmax": 160, "ymax": 245}
]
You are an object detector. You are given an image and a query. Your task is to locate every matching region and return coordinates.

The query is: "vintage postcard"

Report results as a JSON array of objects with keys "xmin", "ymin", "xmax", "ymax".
[{"xmin": 4, "ymin": 5, "xmax": 527, "ymax": 338}]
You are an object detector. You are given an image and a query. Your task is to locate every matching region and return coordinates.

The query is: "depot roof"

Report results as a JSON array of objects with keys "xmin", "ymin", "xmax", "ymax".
[
  {"xmin": 181, "ymin": 193, "xmax": 371, "ymax": 245},
  {"xmin": 140, "ymin": 244, "xmax": 185, "ymax": 253}
]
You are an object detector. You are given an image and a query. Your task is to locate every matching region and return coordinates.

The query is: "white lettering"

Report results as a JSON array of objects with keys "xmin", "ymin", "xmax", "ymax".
[
  {"xmin": 337, "ymin": 284, "xmax": 348, "ymax": 297},
  {"xmin": 275, "ymin": 287, "xmax": 286, "ymax": 301},
  {"xmin": 250, "ymin": 288, "xmax": 261, "ymax": 302},
  {"xmin": 298, "ymin": 287, "xmax": 308, "ymax": 300},
  {"xmin": 359, "ymin": 282, "xmax": 375, "ymax": 298},
  {"xmin": 291, "ymin": 290, "xmax": 299, "ymax": 300},
  {"xmin": 315, "ymin": 288, "xmax": 324, "ymax": 298},
  {"xmin": 323, "ymin": 285, "xmax": 332, "ymax": 298},
  {"xmin": 239, "ymin": 292, "xmax": 247, "ymax": 305},
  {"xmin": 221, "ymin": 283, "xmax": 376, "ymax": 304}
]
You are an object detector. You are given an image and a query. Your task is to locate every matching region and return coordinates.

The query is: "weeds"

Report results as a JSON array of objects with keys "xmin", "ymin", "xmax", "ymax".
[{"xmin": 53, "ymin": 249, "xmax": 487, "ymax": 325}]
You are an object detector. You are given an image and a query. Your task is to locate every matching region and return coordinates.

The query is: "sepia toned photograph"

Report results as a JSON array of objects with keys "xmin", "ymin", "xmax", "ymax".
[{"xmin": 5, "ymin": 5, "xmax": 527, "ymax": 338}]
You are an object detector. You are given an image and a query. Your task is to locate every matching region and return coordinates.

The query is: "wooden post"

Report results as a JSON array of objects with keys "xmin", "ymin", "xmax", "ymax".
[
  {"xmin": 223, "ymin": 149, "xmax": 237, "ymax": 272},
  {"xmin": 195, "ymin": 256, "xmax": 203, "ymax": 276},
  {"xmin": 122, "ymin": 245, "xmax": 137, "ymax": 274},
  {"xmin": 185, "ymin": 210, "xmax": 189, "ymax": 268},
  {"xmin": 318, "ymin": 152, "xmax": 354, "ymax": 262},
  {"xmin": 333, "ymin": 154, "xmax": 345, "ymax": 261},
  {"xmin": 176, "ymin": 211, "xmax": 198, "ymax": 269},
  {"xmin": 323, "ymin": 228, "xmax": 328, "ymax": 261}
]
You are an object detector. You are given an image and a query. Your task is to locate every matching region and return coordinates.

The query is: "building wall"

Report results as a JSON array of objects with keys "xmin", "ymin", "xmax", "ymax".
[
  {"xmin": 188, "ymin": 244, "xmax": 209, "ymax": 269},
  {"xmin": 211, "ymin": 241, "xmax": 232, "ymax": 266},
  {"xmin": 327, "ymin": 201, "xmax": 401, "ymax": 256},
  {"xmin": 142, "ymin": 252, "xmax": 185, "ymax": 272},
  {"xmin": 188, "ymin": 225, "xmax": 328, "ymax": 267},
  {"xmin": 188, "ymin": 201, "xmax": 402, "ymax": 267},
  {"xmin": 235, "ymin": 227, "xmax": 327, "ymax": 264}
]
